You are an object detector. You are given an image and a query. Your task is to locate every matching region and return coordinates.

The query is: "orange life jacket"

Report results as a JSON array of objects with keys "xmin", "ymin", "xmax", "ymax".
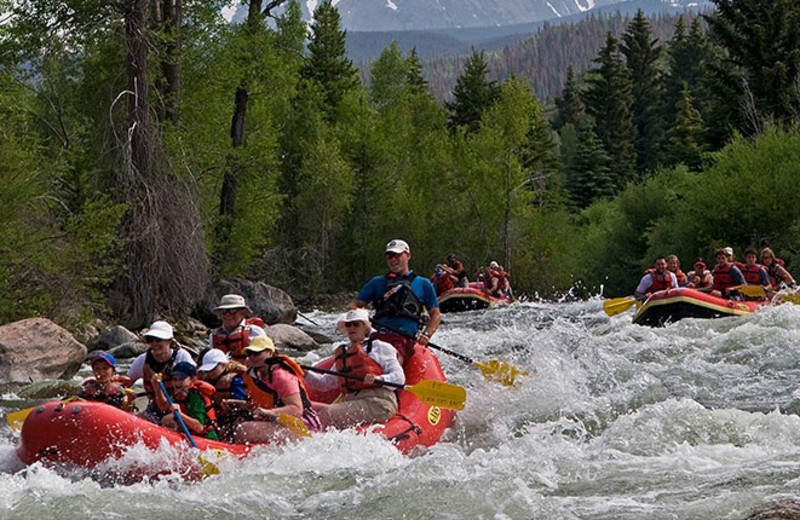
[
  {"xmin": 172, "ymin": 380, "xmax": 218, "ymax": 437},
  {"xmin": 243, "ymin": 354, "xmax": 314, "ymax": 412},
  {"xmin": 334, "ymin": 340, "xmax": 384, "ymax": 393},
  {"xmin": 211, "ymin": 317, "xmax": 266, "ymax": 361}
]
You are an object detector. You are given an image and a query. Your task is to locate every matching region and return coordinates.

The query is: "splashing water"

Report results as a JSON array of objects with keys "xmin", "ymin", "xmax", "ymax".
[{"xmin": 3, "ymin": 301, "xmax": 800, "ymax": 518}]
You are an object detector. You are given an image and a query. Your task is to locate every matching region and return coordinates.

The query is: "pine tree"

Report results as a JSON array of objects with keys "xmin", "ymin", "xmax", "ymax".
[
  {"xmin": 663, "ymin": 83, "xmax": 706, "ymax": 171},
  {"xmin": 447, "ymin": 49, "xmax": 500, "ymax": 133},
  {"xmin": 300, "ymin": 0, "xmax": 359, "ymax": 114},
  {"xmin": 406, "ymin": 47, "xmax": 428, "ymax": 94},
  {"xmin": 584, "ymin": 33, "xmax": 637, "ymax": 190},
  {"xmin": 706, "ymin": 0, "xmax": 800, "ymax": 126},
  {"xmin": 565, "ymin": 117, "xmax": 614, "ymax": 209},
  {"xmin": 621, "ymin": 9, "xmax": 663, "ymax": 173},
  {"xmin": 554, "ymin": 65, "xmax": 585, "ymax": 131}
]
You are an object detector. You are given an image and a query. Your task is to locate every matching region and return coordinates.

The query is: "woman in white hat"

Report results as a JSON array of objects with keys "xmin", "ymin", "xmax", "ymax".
[
  {"xmin": 124, "ymin": 320, "xmax": 196, "ymax": 424},
  {"xmin": 305, "ymin": 309, "xmax": 405, "ymax": 429},
  {"xmin": 208, "ymin": 294, "xmax": 267, "ymax": 362},
  {"xmin": 233, "ymin": 336, "xmax": 321, "ymax": 442}
]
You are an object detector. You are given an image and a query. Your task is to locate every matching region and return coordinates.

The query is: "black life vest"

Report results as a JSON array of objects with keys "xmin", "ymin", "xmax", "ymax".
[{"xmin": 373, "ymin": 272, "xmax": 423, "ymax": 322}]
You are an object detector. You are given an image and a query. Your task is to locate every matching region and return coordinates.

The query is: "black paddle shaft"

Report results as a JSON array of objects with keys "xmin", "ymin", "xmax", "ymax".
[
  {"xmin": 301, "ymin": 364, "xmax": 404, "ymax": 390},
  {"xmin": 373, "ymin": 320, "xmax": 475, "ymax": 364}
]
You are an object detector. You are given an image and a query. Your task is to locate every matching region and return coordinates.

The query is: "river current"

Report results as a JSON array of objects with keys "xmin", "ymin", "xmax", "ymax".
[{"xmin": 3, "ymin": 300, "xmax": 800, "ymax": 519}]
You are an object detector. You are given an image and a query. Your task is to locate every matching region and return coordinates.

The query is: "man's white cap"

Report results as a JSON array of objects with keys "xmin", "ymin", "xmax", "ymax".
[
  {"xmin": 489, "ymin": 261, "xmax": 499, "ymax": 268},
  {"xmin": 143, "ymin": 320, "xmax": 174, "ymax": 340},
  {"xmin": 723, "ymin": 247, "xmax": 733, "ymax": 256},
  {"xmin": 385, "ymin": 239, "xmax": 410, "ymax": 254},
  {"xmin": 198, "ymin": 349, "xmax": 228, "ymax": 372}
]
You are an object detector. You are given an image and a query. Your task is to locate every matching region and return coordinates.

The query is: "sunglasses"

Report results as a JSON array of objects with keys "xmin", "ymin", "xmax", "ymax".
[
  {"xmin": 220, "ymin": 309, "xmax": 241, "ymax": 315},
  {"xmin": 344, "ymin": 321, "xmax": 363, "ymax": 328},
  {"xmin": 146, "ymin": 337, "xmax": 168, "ymax": 344}
]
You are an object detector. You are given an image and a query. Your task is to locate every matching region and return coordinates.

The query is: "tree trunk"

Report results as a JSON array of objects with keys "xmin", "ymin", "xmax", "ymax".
[
  {"xmin": 161, "ymin": 0, "xmax": 181, "ymax": 124},
  {"xmin": 124, "ymin": 0, "xmax": 153, "ymax": 178}
]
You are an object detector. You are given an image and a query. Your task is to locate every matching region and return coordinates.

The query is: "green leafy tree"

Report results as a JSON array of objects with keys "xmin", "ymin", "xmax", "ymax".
[
  {"xmin": 584, "ymin": 33, "xmax": 637, "ymax": 190},
  {"xmin": 447, "ymin": 49, "xmax": 500, "ymax": 133},
  {"xmin": 369, "ymin": 42, "xmax": 409, "ymax": 108},
  {"xmin": 621, "ymin": 9, "xmax": 663, "ymax": 173}
]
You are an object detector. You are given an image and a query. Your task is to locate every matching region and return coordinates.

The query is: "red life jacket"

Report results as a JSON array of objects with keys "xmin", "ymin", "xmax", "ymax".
[
  {"xmin": 688, "ymin": 270, "xmax": 712, "ymax": 290},
  {"xmin": 79, "ymin": 378, "xmax": 129, "ymax": 410},
  {"xmin": 712, "ymin": 264, "xmax": 737, "ymax": 291},
  {"xmin": 672, "ymin": 269, "xmax": 688, "ymax": 286},
  {"xmin": 740, "ymin": 264, "xmax": 765, "ymax": 285},
  {"xmin": 172, "ymin": 380, "xmax": 218, "ymax": 437},
  {"xmin": 334, "ymin": 340, "xmax": 384, "ymax": 393},
  {"xmin": 644, "ymin": 269, "xmax": 673, "ymax": 293},
  {"xmin": 243, "ymin": 354, "xmax": 315, "ymax": 412},
  {"xmin": 211, "ymin": 317, "xmax": 266, "ymax": 361},
  {"xmin": 431, "ymin": 272, "xmax": 454, "ymax": 295}
]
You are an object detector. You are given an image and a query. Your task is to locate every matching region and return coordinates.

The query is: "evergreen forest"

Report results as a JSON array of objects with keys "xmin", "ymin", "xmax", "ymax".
[{"xmin": 1, "ymin": 0, "xmax": 800, "ymax": 331}]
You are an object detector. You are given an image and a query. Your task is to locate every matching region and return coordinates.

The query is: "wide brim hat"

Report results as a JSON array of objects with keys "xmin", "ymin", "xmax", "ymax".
[
  {"xmin": 243, "ymin": 335, "xmax": 276, "ymax": 354},
  {"xmin": 213, "ymin": 294, "xmax": 252, "ymax": 313},
  {"xmin": 337, "ymin": 308, "xmax": 372, "ymax": 335}
]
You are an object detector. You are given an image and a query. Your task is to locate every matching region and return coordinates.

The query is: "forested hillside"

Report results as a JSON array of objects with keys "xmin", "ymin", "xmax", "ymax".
[{"xmin": 1, "ymin": 0, "xmax": 799, "ymax": 331}]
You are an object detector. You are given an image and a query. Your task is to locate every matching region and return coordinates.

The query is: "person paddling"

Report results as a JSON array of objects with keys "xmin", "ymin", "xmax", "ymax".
[
  {"xmin": 350, "ymin": 239, "xmax": 440, "ymax": 366},
  {"xmin": 155, "ymin": 362, "xmax": 219, "ymax": 440},
  {"xmin": 686, "ymin": 258, "xmax": 713, "ymax": 291},
  {"xmin": 634, "ymin": 257, "xmax": 678, "ymax": 299},
  {"xmin": 304, "ymin": 309, "xmax": 405, "ymax": 429},
  {"xmin": 233, "ymin": 336, "xmax": 321, "ymax": 443},
  {"xmin": 740, "ymin": 248, "xmax": 771, "ymax": 301},
  {"xmin": 711, "ymin": 248, "xmax": 746, "ymax": 299}
]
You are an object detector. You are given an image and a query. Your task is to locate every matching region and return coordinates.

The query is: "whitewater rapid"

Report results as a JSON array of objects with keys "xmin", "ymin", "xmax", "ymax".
[{"xmin": 3, "ymin": 300, "xmax": 800, "ymax": 519}]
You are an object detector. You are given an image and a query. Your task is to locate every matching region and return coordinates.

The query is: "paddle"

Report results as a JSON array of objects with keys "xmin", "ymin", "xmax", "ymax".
[
  {"xmin": 603, "ymin": 297, "xmax": 643, "ymax": 317},
  {"xmin": 302, "ymin": 365, "xmax": 466, "ymax": 411},
  {"xmin": 375, "ymin": 321, "xmax": 529, "ymax": 386},
  {"xmin": 739, "ymin": 285, "xmax": 768, "ymax": 297},
  {"xmin": 238, "ymin": 373, "xmax": 312, "ymax": 437},
  {"xmin": 156, "ymin": 380, "xmax": 220, "ymax": 477}
]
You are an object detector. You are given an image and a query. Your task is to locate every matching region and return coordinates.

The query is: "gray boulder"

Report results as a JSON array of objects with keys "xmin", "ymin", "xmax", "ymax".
[
  {"xmin": 0, "ymin": 318, "xmax": 87, "ymax": 392},
  {"xmin": 195, "ymin": 279, "xmax": 297, "ymax": 327},
  {"xmin": 16, "ymin": 380, "xmax": 82, "ymax": 399},
  {"xmin": 109, "ymin": 341, "xmax": 148, "ymax": 360},
  {"xmin": 266, "ymin": 324, "xmax": 320, "ymax": 352},
  {"xmin": 92, "ymin": 325, "xmax": 139, "ymax": 352}
]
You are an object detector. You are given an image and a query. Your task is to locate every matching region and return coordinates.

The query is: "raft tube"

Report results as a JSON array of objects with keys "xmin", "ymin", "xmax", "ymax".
[
  {"xmin": 16, "ymin": 346, "xmax": 456, "ymax": 481},
  {"xmin": 438, "ymin": 284, "xmax": 513, "ymax": 313},
  {"xmin": 632, "ymin": 287, "xmax": 766, "ymax": 327}
]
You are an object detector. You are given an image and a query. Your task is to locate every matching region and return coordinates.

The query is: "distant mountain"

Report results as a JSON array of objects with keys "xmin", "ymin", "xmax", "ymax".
[{"xmin": 230, "ymin": 0, "xmax": 712, "ymax": 62}]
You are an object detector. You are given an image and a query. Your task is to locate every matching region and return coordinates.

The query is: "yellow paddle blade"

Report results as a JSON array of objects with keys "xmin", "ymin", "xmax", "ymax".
[
  {"xmin": 474, "ymin": 360, "xmax": 530, "ymax": 387},
  {"xmin": 739, "ymin": 285, "xmax": 767, "ymax": 297},
  {"xmin": 277, "ymin": 413, "xmax": 312, "ymax": 437},
  {"xmin": 199, "ymin": 455, "xmax": 220, "ymax": 477},
  {"xmin": 6, "ymin": 406, "xmax": 35, "ymax": 433},
  {"xmin": 778, "ymin": 292, "xmax": 800, "ymax": 304},
  {"xmin": 405, "ymin": 380, "xmax": 466, "ymax": 411},
  {"xmin": 603, "ymin": 297, "xmax": 640, "ymax": 317}
]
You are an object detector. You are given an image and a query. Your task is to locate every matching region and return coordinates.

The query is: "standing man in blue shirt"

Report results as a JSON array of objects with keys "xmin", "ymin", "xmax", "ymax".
[{"xmin": 350, "ymin": 239, "xmax": 441, "ymax": 366}]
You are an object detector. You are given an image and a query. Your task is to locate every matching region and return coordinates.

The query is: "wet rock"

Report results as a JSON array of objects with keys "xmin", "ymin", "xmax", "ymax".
[
  {"xmin": 16, "ymin": 380, "xmax": 82, "ymax": 399},
  {"xmin": 746, "ymin": 497, "xmax": 800, "ymax": 519},
  {"xmin": 298, "ymin": 327, "xmax": 336, "ymax": 345},
  {"xmin": 0, "ymin": 318, "xmax": 87, "ymax": 392},
  {"xmin": 266, "ymin": 324, "xmax": 319, "ymax": 352},
  {"xmin": 109, "ymin": 341, "xmax": 148, "ymax": 360},
  {"xmin": 195, "ymin": 279, "xmax": 297, "ymax": 327},
  {"xmin": 92, "ymin": 325, "xmax": 139, "ymax": 352}
]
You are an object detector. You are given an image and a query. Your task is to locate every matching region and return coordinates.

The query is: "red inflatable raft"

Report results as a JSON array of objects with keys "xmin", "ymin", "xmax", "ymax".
[
  {"xmin": 632, "ymin": 287, "xmax": 767, "ymax": 327},
  {"xmin": 16, "ymin": 346, "xmax": 456, "ymax": 482},
  {"xmin": 438, "ymin": 284, "xmax": 513, "ymax": 313}
]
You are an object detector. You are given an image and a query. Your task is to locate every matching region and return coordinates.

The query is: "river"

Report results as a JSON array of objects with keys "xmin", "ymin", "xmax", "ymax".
[{"xmin": 3, "ymin": 300, "xmax": 800, "ymax": 519}]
